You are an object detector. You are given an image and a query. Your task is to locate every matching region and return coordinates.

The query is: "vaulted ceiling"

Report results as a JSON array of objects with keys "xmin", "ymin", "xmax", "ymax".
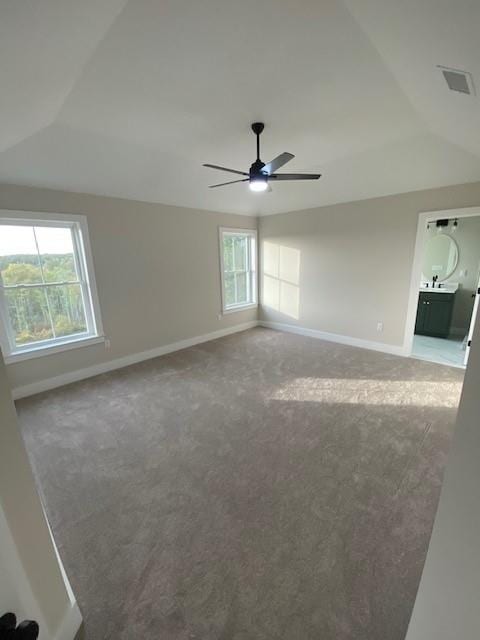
[{"xmin": 1, "ymin": 0, "xmax": 479, "ymax": 216}]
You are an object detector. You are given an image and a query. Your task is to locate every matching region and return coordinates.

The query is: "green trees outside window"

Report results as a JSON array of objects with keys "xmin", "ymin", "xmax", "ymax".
[
  {"xmin": 220, "ymin": 230, "xmax": 256, "ymax": 311},
  {"xmin": 0, "ymin": 224, "xmax": 89, "ymax": 348},
  {"xmin": 1, "ymin": 254, "xmax": 87, "ymax": 345}
]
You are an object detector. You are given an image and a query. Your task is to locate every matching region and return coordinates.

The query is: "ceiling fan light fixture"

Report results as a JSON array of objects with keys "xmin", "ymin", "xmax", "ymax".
[
  {"xmin": 249, "ymin": 177, "xmax": 268, "ymax": 192},
  {"xmin": 204, "ymin": 122, "xmax": 321, "ymax": 190}
]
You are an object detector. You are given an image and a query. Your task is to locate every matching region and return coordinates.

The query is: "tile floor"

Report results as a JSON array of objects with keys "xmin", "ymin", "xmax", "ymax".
[{"xmin": 412, "ymin": 334, "xmax": 466, "ymax": 368}]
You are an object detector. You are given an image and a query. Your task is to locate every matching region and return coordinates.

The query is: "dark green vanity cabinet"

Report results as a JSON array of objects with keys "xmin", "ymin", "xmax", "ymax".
[{"xmin": 415, "ymin": 291, "xmax": 455, "ymax": 338}]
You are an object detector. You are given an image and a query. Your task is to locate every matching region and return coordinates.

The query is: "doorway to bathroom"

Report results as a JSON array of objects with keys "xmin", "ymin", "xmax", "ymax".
[{"xmin": 405, "ymin": 207, "xmax": 480, "ymax": 368}]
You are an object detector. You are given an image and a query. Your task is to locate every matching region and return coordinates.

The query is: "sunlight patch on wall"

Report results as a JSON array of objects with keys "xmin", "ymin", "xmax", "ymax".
[
  {"xmin": 262, "ymin": 242, "xmax": 300, "ymax": 320},
  {"xmin": 270, "ymin": 377, "xmax": 462, "ymax": 408}
]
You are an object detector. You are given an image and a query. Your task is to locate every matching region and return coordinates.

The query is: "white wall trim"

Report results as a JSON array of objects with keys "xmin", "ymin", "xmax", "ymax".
[
  {"xmin": 11, "ymin": 315, "xmax": 417, "ymax": 400},
  {"xmin": 0, "ymin": 210, "xmax": 105, "ymax": 362},
  {"xmin": 4, "ymin": 335, "xmax": 105, "ymax": 365},
  {"xmin": 53, "ymin": 602, "xmax": 82, "ymax": 640},
  {"xmin": 11, "ymin": 321, "xmax": 258, "ymax": 399},
  {"xmin": 0, "ymin": 505, "xmax": 49, "ymax": 639},
  {"xmin": 259, "ymin": 320, "xmax": 405, "ymax": 356},
  {"xmin": 1, "ymin": 495, "xmax": 81, "ymax": 640},
  {"xmin": 218, "ymin": 226, "xmax": 258, "ymax": 314}
]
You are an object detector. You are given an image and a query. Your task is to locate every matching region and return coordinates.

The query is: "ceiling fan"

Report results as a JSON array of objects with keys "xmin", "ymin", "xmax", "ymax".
[{"xmin": 203, "ymin": 122, "xmax": 321, "ymax": 192}]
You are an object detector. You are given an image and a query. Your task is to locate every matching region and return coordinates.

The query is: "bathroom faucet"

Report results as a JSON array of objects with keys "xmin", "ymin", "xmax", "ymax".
[{"xmin": 432, "ymin": 275, "xmax": 438, "ymax": 288}]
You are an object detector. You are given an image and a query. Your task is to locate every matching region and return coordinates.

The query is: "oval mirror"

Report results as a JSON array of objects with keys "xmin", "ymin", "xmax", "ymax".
[{"xmin": 422, "ymin": 234, "xmax": 458, "ymax": 282}]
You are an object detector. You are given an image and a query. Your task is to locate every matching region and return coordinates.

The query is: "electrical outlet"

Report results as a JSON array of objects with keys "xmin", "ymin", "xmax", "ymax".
[
  {"xmin": 105, "ymin": 338, "xmax": 111, "ymax": 349},
  {"xmin": 376, "ymin": 321, "xmax": 383, "ymax": 332}
]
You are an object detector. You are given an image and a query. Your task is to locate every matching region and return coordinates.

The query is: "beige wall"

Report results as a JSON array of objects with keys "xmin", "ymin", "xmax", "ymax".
[
  {"xmin": 423, "ymin": 216, "xmax": 480, "ymax": 332},
  {"xmin": 0, "ymin": 353, "xmax": 73, "ymax": 637},
  {"xmin": 259, "ymin": 181, "xmax": 480, "ymax": 348},
  {"xmin": 3, "ymin": 180, "xmax": 480, "ymax": 390},
  {"xmin": 405, "ymin": 285, "xmax": 480, "ymax": 639},
  {"xmin": 0, "ymin": 184, "xmax": 257, "ymax": 390}
]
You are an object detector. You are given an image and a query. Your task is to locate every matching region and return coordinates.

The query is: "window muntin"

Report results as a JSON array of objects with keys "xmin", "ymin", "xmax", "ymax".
[
  {"xmin": 0, "ymin": 216, "xmax": 102, "ymax": 358},
  {"xmin": 220, "ymin": 228, "xmax": 257, "ymax": 312}
]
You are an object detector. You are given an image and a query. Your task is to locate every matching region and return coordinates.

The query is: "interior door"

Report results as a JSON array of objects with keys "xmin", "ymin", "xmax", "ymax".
[{"xmin": 464, "ymin": 278, "xmax": 480, "ymax": 366}]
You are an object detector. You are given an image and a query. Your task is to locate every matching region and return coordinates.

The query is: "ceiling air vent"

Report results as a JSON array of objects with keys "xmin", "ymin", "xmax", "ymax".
[{"xmin": 438, "ymin": 66, "xmax": 476, "ymax": 95}]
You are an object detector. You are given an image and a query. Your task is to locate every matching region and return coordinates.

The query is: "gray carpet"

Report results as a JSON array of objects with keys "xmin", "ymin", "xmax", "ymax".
[{"xmin": 16, "ymin": 328, "xmax": 464, "ymax": 640}]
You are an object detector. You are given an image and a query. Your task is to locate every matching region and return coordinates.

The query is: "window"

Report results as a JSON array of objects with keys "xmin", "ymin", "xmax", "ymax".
[
  {"xmin": 219, "ymin": 228, "xmax": 257, "ymax": 313},
  {"xmin": 0, "ymin": 213, "xmax": 103, "ymax": 362}
]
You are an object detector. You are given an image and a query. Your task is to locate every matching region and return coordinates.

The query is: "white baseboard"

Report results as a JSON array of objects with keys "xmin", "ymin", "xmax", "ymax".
[
  {"xmin": 54, "ymin": 602, "xmax": 82, "ymax": 640},
  {"xmin": 12, "ymin": 319, "xmax": 406, "ymax": 399},
  {"xmin": 12, "ymin": 321, "xmax": 258, "ymax": 399},
  {"xmin": 259, "ymin": 320, "xmax": 406, "ymax": 357}
]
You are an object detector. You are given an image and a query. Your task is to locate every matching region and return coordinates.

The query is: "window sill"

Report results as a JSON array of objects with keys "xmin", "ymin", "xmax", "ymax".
[
  {"xmin": 222, "ymin": 303, "xmax": 258, "ymax": 315},
  {"xmin": 3, "ymin": 335, "xmax": 105, "ymax": 364}
]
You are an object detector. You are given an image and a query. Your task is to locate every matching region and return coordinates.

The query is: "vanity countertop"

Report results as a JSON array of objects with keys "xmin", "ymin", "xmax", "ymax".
[{"xmin": 419, "ymin": 284, "xmax": 458, "ymax": 294}]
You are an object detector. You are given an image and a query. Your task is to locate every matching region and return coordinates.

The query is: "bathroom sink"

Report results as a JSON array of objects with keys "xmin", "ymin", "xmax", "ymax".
[{"xmin": 419, "ymin": 284, "xmax": 458, "ymax": 293}]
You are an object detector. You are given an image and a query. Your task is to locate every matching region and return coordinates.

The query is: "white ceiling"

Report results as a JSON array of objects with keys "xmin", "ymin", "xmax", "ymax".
[{"xmin": 0, "ymin": 0, "xmax": 479, "ymax": 216}]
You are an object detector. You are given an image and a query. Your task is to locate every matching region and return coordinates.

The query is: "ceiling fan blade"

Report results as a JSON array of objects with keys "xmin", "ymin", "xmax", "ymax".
[
  {"xmin": 270, "ymin": 173, "xmax": 321, "ymax": 180},
  {"xmin": 262, "ymin": 152, "xmax": 294, "ymax": 175},
  {"xmin": 209, "ymin": 178, "xmax": 249, "ymax": 188},
  {"xmin": 203, "ymin": 164, "xmax": 248, "ymax": 176}
]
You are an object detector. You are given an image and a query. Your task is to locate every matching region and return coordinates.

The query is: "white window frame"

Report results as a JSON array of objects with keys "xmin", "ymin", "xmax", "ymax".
[
  {"xmin": 0, "ymin": 210, "xmax": 104, "ymax": 363},
  {"xmin": 219, "ymin": 227, "xmax": 258, "ymax": 314}
]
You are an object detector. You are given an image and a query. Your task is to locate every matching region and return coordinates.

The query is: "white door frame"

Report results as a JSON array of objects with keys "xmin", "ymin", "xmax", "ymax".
[
  {"xmin": 403, "ymin": 206, "xmax": 480, "ymax": 358},
  {"xmin": 464, "ymin": 270, "xmax": 480, "ymax": 365}
]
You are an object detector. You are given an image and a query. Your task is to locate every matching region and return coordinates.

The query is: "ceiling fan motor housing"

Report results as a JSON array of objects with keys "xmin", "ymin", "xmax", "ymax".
[{"xmin": 250, "ymin": 159, "xmax": 266, "ymax": 179}]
